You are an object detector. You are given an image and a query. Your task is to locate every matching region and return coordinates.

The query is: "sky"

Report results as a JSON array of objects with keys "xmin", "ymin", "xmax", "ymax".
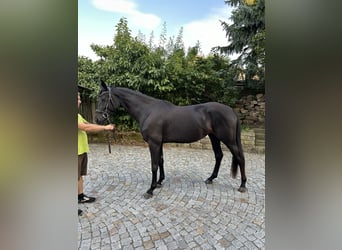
[{"xmin": 78, "ymin": 0, "xmax": 233, "ymax": 61}]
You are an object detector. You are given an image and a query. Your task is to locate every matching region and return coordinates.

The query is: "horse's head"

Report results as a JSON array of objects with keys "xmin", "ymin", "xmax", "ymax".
[{"xmin": 95, "ymin": 80, "xmax": 120, "ymax": 124}]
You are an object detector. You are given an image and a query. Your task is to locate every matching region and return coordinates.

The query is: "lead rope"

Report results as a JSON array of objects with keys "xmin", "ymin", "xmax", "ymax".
[
  {"xmin": 106, "ymin": 131, "xmax": 111, "ymax": 154},
  {"xmin": 106, "ymin": 120, "xmax": 116, "ymax": 154}
]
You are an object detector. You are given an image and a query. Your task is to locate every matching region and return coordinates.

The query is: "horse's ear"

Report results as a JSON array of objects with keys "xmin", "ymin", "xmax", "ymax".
[{"xmin": 100, "ymin": 80, "xmax": 108, "ymax": 91}]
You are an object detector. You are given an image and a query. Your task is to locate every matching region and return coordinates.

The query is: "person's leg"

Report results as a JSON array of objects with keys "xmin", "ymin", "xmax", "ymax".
[
  {"xmin": 78, "ymin": 155, "xmax": 84, "ymax": 216},
  {"xmin": 78, "ymin": 154, "xmax": 84, "ymax": 197},
  {"xmin": 78, "ymin": 153, "xmax": 95, "ymax": 203},
  {"xmin": 78, "ymin": 176, "xmax": 83, "ymax": 195}
]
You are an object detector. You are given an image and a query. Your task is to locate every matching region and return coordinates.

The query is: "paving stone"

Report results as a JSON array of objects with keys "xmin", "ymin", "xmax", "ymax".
[{"xmin": 78, "ymin": 144, "xmax": 265, "ymax": 249}]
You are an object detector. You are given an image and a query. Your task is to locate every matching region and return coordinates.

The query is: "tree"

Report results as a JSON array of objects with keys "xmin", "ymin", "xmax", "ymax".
[
  {"xmin": 158, "ymin": 22, "xmax": 167, "ymax": 51},
  {"xmin": 78, "ymin": 56, "xmax": 102, "ymax": 98},
  {"xmin": 217, "ymin": 0, "xmax": 265, "ymax": 91},
  {"xmin": 78, "ymin": 18, "xmax": 241, "ymax": 130}
]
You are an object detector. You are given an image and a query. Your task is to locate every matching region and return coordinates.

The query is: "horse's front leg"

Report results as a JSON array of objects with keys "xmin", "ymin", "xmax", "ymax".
[
  {"xmin": 144, "ymin": 142, "xmax": 161, "ymax": 199},
  {"xmin": 205, "ymin": 134, "xmax": 223, "ymax": 184},
  {"xmin": 157, "ymin": 145, "xmax": 164, "ymax": 187}
]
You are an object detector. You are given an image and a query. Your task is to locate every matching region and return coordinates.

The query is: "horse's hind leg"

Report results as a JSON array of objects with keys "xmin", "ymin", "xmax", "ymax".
[
  {"xmin": 205, "ymin": 134, "xmax": 223, "ymax": 184},
  {"xmin": 157, "ymin": 145, "xmax": 165, "ymax": 187},
  {"xmin": 226, "ymin": 144, "xmax": 247, "ymax": 192}
]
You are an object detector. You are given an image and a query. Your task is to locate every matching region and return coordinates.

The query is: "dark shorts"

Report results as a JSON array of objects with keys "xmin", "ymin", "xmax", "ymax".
[{"xmin": 78, "ymin": 153, "xmax": 88, "ymax": 179}]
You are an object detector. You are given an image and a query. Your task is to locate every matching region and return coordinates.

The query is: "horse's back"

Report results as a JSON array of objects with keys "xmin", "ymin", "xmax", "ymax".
[
  {"xmin": 202, "ymin": 102, "xmax": 233, "ymax": 111},
  {"xmin": 202, "ymin": 102, "xmax": 238, "ymax": 121},
  {"xmin": 166, "ymin": 102, "xmax": 238, "ymax": 126}
]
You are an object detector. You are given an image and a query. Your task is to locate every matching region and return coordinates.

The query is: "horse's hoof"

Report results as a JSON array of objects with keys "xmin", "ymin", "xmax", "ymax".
[
  {"xmin": 156, "ymin": 183, "xmax": 162, "ymax": 188},
  {"xmin": 143, "ymin": 193, "xmax": 153, "ymax": 199},
  {"xmin": 205, "ymin": 179, "xmax": 213, "ymax": 184},
  {"xmin": 238, "ymin": 187, "xmax": 247, "ymax": 193}
]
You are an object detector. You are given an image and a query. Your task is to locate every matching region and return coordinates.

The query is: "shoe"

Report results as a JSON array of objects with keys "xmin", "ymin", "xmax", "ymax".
[
  {"xmin": 78, "ymin": 209, "xmax": 83, "ymax": 216},
  {"xmin": 78, "ymin": 194, "xmax": 96, "ymax": 203}
]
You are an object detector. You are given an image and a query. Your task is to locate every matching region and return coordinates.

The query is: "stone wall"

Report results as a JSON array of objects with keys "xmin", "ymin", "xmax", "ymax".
[
  {"xmin": 89, "ymin": 130, "xmax": 260, "ymax": 153},
  {"xmin": 86, "ymin": 93, "xmax": 265, "ymax": 153},
  {"xmin": 234, "ymin": 93, "xmax": 265, "ymax": 128}
]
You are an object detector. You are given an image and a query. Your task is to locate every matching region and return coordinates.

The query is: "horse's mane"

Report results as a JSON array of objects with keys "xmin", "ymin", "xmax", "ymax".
[{"xmin": 114, "ymin": 87, "xmax": 173, "ymax": 106}]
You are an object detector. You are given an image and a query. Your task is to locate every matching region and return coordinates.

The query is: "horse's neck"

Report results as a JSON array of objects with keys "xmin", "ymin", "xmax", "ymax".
[{"xmin": 114, "ymin": 88, "xmax": 155, "ymax": 122}]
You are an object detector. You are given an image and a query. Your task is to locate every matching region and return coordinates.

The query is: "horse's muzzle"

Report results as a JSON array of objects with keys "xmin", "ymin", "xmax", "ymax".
[{"xmin": 94, "ymin": 114, "xmax": 106, "ymax": 125}]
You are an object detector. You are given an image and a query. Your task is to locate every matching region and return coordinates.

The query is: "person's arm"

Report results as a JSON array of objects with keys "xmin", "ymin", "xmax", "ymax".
[{"xmin": 78, "ymin": 122, "xmax": 115, "ymax": 133}]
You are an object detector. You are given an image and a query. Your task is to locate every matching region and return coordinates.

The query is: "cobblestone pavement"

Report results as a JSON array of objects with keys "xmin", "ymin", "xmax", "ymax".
[{"xmin": 78, "ymin": 144, "xmax": 265, "ymax": 250}]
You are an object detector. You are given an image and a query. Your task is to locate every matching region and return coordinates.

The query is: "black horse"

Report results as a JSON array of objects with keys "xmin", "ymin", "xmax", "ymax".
[{"xmin": 95, "ymin": 81, "xmax": 247, "ymax": 199}]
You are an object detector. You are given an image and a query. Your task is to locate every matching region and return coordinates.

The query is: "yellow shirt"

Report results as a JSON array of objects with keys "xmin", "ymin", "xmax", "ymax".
[{"xmin": 78, "ymin": 114, "xmax": 89, "ymax": 155}]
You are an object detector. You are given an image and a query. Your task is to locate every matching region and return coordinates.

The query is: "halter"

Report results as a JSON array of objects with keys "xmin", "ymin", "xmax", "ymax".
[
  {"xmin": 96, "ymin": 86, "xmax": 112, "ymax": 124},
  {"xmin": 96, "ymin": 86, "xmax": 115, "ymax": 153}
]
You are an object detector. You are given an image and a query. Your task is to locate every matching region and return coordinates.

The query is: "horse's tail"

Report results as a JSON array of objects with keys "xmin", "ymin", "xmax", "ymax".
[{"xmin": 231, "ymin": 116, "xmax": 244, "ymax": 179}]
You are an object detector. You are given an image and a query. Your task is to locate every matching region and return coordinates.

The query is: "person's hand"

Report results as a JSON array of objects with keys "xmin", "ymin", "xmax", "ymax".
[{"xmin": 104, "ymin": 124, "xmax": 115, "ymax": 131}]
